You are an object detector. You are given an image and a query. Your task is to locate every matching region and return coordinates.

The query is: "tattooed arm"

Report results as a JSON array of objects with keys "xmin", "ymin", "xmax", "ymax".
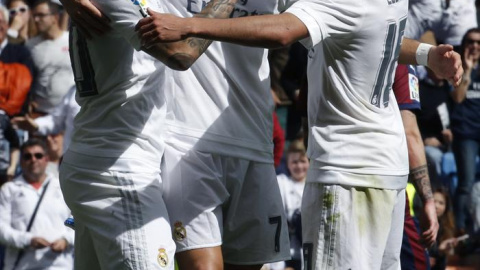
[
  {"xmin": 401, "ymin": 110, "xmax": 439, "ymax": 248},
  {"xmin": 59, "ymin": 0, "xmax": 237, "ymax": 70},
  {"xmin": 141, "ymin": 0, "xmax": 238, "ymax": 70}
]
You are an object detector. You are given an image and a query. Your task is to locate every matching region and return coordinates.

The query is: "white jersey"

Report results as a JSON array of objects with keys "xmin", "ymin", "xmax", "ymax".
[
  {"xmin": 68, "ymin": 0, "xmax": 166, "ymax": 172},
  {"xmin": 26, "ymin": 32, "xmax": 75, "ymax": 113},
  {"xmin": 287, "ymin": 0, "xmax": 409, "ymax": 189},
  {"xmin": 163, "ymin": 0, "xmax": 295, "ymax": 163}
]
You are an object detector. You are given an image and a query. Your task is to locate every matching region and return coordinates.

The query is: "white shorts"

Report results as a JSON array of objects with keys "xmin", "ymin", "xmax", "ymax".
[
  {"xmin": 302, "ymin": 183, "xmax": 405, "ymax": 270},
  {"xmin": 59, "ymin": 151, "xmax": 176, "ymax": 270},
  {"xmin": 163, "ymin": 143, "xmax": 290, "ymax": 265}
]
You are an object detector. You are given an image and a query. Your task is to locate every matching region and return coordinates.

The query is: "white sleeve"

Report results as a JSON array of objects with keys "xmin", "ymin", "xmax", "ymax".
[
  {"xmin": 91, "ymin": 0, "xmax": 162, "ymax": 50},
  {"xmin": 0, "ymin": 184, "xmax": 32, "ymax": 249},
  {"xmin": 285, "ymin": 0, "xmax": 363, "ymax": 49}
]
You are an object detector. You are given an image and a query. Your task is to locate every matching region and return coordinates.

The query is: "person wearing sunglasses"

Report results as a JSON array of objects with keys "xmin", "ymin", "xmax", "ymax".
[
  {"xmin": 450, "ymin": 28, "xmax": 480, "ymax": 238},
  {"xmin": 0, "ymin": 138, "xmax": 74, "ymax": 270},
  {"xmin": 25, "ymin": 0, "xmax": 73, "ymax": 117},
  {"xmin": 6, "ymin": 0, "xmax": 35, "ymax": 43}
]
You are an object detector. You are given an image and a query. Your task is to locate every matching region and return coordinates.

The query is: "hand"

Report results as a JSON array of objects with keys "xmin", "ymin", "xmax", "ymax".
[
  {"xmin": 438, "ymin": 237, "xmax": 458, "ymax": 252},
  {"xmin": 50, "ymin": 238, "xmax": 68, "ymax": 252},
  {"xmin": 428, "ymin": 44, "xmax": 464, "ymax": 87},
  {"xmin": 136, "ymin": 9, "xmax": 189, "ymax": 48},
  {"xmin": 59, "ymin": 0, "xmax": 111, "ymax": 39},
  {"xmin": 30, "ymin": 237, "xmax": 50, "ymax": 249},
  {"xmin": 419, "ymin": 199, "xmax": 439, "ymax": 248},
  {"xmin": 424, "ymin": 137, "xmax": 442, "ymax": 147},
  {"xmin": 463, "ymin": 47, "xmax": 475, "ymax": 72},
  {"xmin": 9, "ymin": 14, "xmax": 26, "ymax": 31},
  {"xmin": 11, "ymin": 115, "xmax": 38, "ymax": 133},
  {"xmin": 441, "ymin": 129, "xmax": 453, "ymax": 144}
]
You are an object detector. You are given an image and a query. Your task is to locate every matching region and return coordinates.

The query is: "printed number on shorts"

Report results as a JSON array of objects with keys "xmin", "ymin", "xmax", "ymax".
[
  {"xmin": 70, "ymin": 25, "xmax": 99, "ymax": 97},
  {"xmin": 370, "ymin": 17, "xmax": 407, "ymax": 108},
  {"xmin": 269, "ymin": 216, "xmax": 281, "ymax": 252}
]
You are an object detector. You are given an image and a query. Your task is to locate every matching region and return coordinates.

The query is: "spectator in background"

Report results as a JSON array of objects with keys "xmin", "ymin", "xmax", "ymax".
[
  {"xmin": 277, "ymin": 140, "xmax": 309, "ymax": 270},
  {"xmin": 429, "ymin": 187, "xmax": 457, "ymax": 270},
  {"xmin": 0, "ymin": 4, "xmax": 33, "ymax": 118},
  {"xmin": 6, "ymin": 0, "xmax": 36, "ymax": 44},
  {"xmin": 12, "ymin": 86, "xmax": 79, "ymax": 154},
  {"xmin": 26, "ymin": 0, "xmax": 73, "ymax": 116},
  {"xmin": 416, "ymin": 66, "xmax": 453, "ymax": 181},
  {"xmin": 0, "ymin": 111, "xmax": 19, "ymax": 186},
  {"xmin": 450, "ymin": 28, "xmax": 480, "ymax": 235},
  {"xmin": 0, "ymin": 138, "xmax": 73, "ymax": 270}
]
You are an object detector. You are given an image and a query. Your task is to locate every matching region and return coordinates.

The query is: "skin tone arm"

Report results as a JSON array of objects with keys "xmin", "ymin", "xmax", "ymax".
[
  {"xmin": 59, "ymin": 0, "xmax": 238, "ymax": 70},
  {"xmin": 401, "ymin": 110, "xmax": 439, "ymax": 248},
  {"xmin": 136, "ymin": 13, "xmax": 463, "ymax": 83},
  {"xmin": 6, "ymin": 148, "xmax": 19, "ymax": 181}
]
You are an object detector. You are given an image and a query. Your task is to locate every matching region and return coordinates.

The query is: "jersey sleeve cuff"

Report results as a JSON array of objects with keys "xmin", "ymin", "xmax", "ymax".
[{"xmin": 286, "ymin": 7, "xmax": 323, "ymax": 49}]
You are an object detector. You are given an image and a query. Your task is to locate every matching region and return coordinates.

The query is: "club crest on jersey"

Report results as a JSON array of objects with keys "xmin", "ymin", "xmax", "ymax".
[
  {"xmin": 131, "ymin": 0, "xmax": 147, "ymax": 7},
  {"xmin": 157, "ymin": 248, "xmax": 168, "ymax": 267},
  {"xmin": 174, "ymin": 221, "xmax": 187, "ymax": 241}
]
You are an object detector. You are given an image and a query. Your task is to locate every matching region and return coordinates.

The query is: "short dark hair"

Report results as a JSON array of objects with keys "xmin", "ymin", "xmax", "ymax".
[
  {"xmin": 20, "ymin": 138, "xmax": 48, "ymax": 155},
  {"xmin": 32, "ymin": 0, "xmax": 60, "ymax": 14}
]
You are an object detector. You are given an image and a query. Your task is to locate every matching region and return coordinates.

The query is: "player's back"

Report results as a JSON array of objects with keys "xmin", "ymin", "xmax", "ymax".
[
  {"xmin": 287, "ymin": 0, "xmax": 409, "ymax": 187},
  {"xmin": 67, "ymin": 0, "xmax": 167, "ymax": 172},
  {"xmin": 162, "ymin": 0, "xmax": 289, "ymax": 163}
]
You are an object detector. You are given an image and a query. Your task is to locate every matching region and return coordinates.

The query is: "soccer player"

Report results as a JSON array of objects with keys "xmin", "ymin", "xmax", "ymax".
[
  {"xmin": 393, "ymin": 64, "xmax": 438, "ymax": 270},
  {"xmin": 135, "ymin": 0, "xmax": 463, "ymax": 269},
  {"xmin": 57, "ymin": 0, "xmax": 237, "ymax": 269},
  {"xmin": 153, "ymin": 1, "xmax": 294, "ymax": 270}
]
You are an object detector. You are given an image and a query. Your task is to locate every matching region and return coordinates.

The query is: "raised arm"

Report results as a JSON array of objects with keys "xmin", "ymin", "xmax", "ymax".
[{"xmin": 136, "ymin": 12, "xmax": 309, "ymax": 49}]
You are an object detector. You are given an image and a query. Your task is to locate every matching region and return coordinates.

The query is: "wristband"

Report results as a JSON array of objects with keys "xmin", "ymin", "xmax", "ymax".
[
  {"xmin": 7, "ymin": 28, "xmax": 19, "ymax": 39},
  {"xmin": 416, "ymin": 43, "xmax": 433, "ymax": 67}
]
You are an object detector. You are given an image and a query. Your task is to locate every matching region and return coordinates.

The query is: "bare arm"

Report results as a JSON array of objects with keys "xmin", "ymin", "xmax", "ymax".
[
  {"xmin": 136, "ymin": 12, "xmax": 309, "ymax": 49},
  {"xmin": 401, "ymin": 110, "xmax": 438, "ymax": 248},
  {"xmin": 399, "ymin": 38, "xmax": 463, "ymax": 87},
  {"xmin": 6, "ymin": 149, "xmax": 19, "ymax": 182},
  {"xmin": 141, "ymin": 0, "xmax": 238, "ymax": 70},
  {"xmin": 60, "ymin": 0, "xmax": 238, "ymax": 70}
]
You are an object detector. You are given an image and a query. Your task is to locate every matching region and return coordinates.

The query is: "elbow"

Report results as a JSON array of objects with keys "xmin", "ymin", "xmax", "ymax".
[
  {"xmin": 165, "ymin": 54, "xmax": 195, "ymax": 71},
  {"xmin": 273, "ymin": 33, "xmax": 296, "ymax": 48}
]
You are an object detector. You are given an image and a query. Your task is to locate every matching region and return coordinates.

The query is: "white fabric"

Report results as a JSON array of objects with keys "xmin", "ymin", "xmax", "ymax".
[
  {"xmin": 0, "ymin": 39, "xmax": 7, "ymax": 56},
  {"xmin": 302, "ymin": 183, "xmax": 405, "ymax": 270},
  {"xmin": 60, "ymin": 155, "xmax": 175, "ymax": 270},
  {"xmin": 162, "ymin": 142, "xmax": 290, "ymax": 265},
  {"xmin": 35, "ymin": 86, "xmax": 79, "ymax": 153},
  {"xmin": 162, "ymin": 0, "xmax": 296, "ymax": 163},
  {"xmin": 277, "ymin": 174, "xmax": 304, "ymax": 260},
  {"xmin": 26, "ymin": 32, "xmax": 75, "ymax": 114},
  {"xmin": 286, "ymin": 0, "xmax": 409, "ymax": 188},
  {"xmin": 470, "ymin": 181, "xmax": 480, "ymax": 233},
  {"xmin": 0, "ymin": 174, "xmax": 74, "ymax": 270},
  {"xmin": 67, "ymin": 0, "xmax": 167, "ymax": 173},
  {"xmin": 405, "ymin": 0, "xmax": 477, "ymax": 46}
]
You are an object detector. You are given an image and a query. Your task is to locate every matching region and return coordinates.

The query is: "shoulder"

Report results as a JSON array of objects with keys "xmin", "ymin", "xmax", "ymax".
[{"xmin": 25, "ymin": 36, "xmax": 43, "ymax": 49}]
